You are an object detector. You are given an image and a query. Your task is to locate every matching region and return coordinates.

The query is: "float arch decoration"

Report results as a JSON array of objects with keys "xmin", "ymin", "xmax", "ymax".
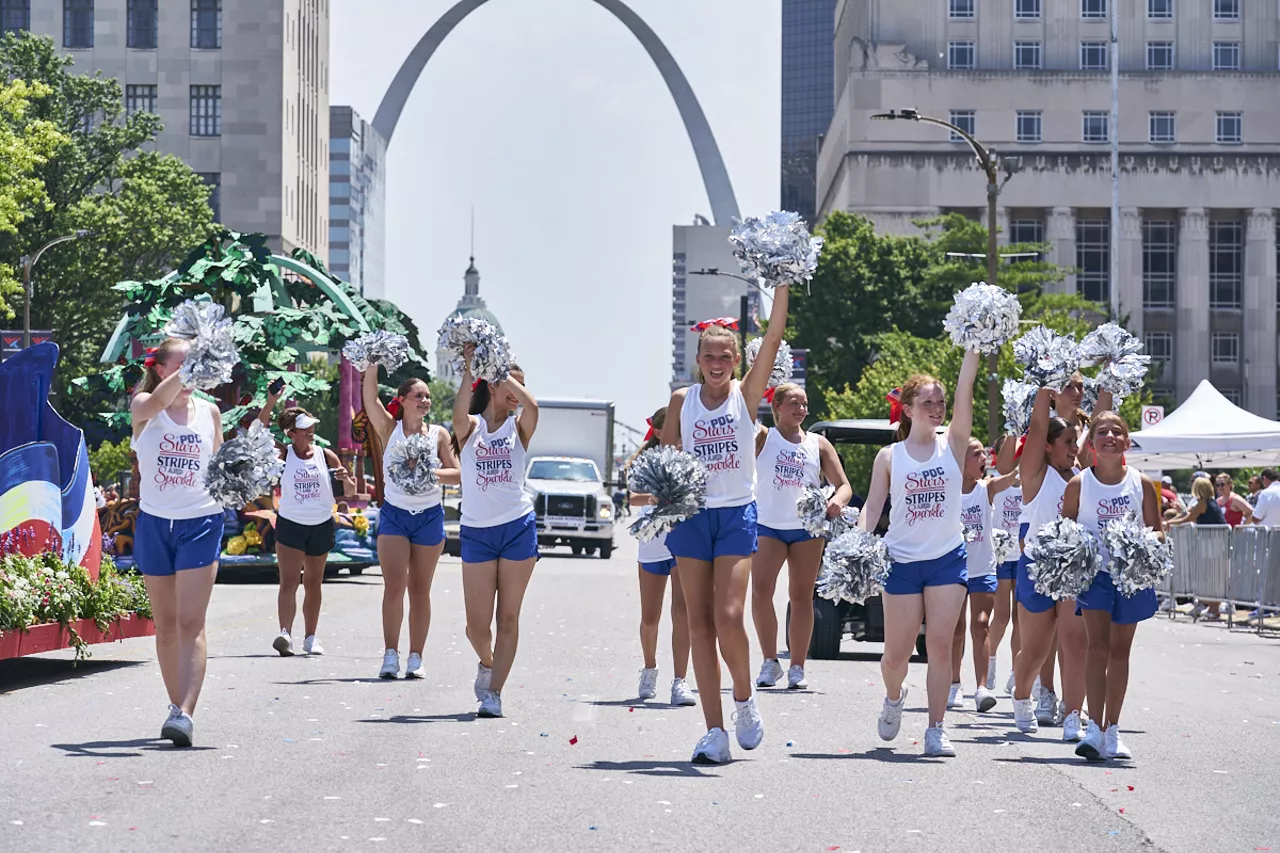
[{"xmin": 373, "ymin": 0, "xmax": 741, "ymax": 225}]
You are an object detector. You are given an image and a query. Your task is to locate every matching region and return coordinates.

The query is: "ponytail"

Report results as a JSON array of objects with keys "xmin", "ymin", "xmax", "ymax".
[{"xmin": 134, "ymin": 338, "xmax": 189, "ymax": 396}]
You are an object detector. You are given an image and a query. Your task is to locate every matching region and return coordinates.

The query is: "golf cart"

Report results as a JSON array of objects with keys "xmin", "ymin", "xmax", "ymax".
[{"xmin": 784, "ymin": 419, "xmax": 933, "ymax": 662}]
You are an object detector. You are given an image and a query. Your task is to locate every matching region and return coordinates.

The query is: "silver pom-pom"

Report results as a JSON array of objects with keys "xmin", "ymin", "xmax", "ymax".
[
  {"xmin": 1101, "ymin": 510, "xmax": 1173, "ymax": 597},
  {"xmin": 816, "ymin": 527, "xmax": 891, "ymax": 604},
  {"xmin": 204, "ymin": 421, "xmax": 283, "ymax": 509},
  {"xmin": 385, "ymin": 433, "xmax": 439, "ymax": 496},
  {"xmin": 990, "ymin": 527, "xmax": 1017, "ymax": 569},
  {"xmin": 1002, "ymin": 378, "xmax": 1038, "ymax": 435},
  {"xmin": 728, "ymin": 211, "xmax": 824, "ymax": 288},
  {"xmin": 437, "ymin": 316, "xmax": 515, "ymax": 384},
  {"xmin": 943, "ymin": 282, "xmax": 1022, "ymax": 354},
  {"xmin": 164, "ymin": 300, "xmax": 237, "ymax": 390},
  {"xmin": 745, "ymin": 337, "xmax": 794, "ymax": 388},
  {"xmin": 796, "ymin": 483, "xmax": 860, "ymax": 540},
  {"xmin": 627, "ymin": 446, "xmax": 708, "ymax": 542},
  {"xmin": 1024, "ymin": 517, "xmax": 1100, "ymax": 600},
  {"xmin": 343, "ymin": 330, "xmax": 411, "ymax": 373},
  {"xmin": 1014, "ymin": 326, "xmax": 1080, "ymax": 391},
  {"xmin": 1079, "ymin": 323, "xmax": 1149, "ymax": 398}
]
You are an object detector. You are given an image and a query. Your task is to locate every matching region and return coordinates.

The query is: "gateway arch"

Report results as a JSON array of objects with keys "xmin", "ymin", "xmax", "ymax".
[{"xmin": 372, "ymin": 0, "xmax": 740, "ymax": 225}]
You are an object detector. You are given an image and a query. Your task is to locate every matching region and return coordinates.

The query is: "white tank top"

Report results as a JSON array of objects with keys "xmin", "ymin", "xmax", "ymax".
[
  {"xmin": 754, "ymin": 428, "xmax": 821, "ymax": 529},
  {"xmin": 279, "ymin": 445, "xmax": 335, "ymax": 525},
  {"xmin": 1078, "ymin": 467, "xmax": 1145, "ymax": 572},
  {"xmin": 635, "ymin": 510, "xmax": 672, "ymax": 564},
  {"xmin": 132, "ymin": 402, "xmax": 221, "ymax": 520},
  {"xmin": 680, "ymin": 382, "xmax": 756, "ymax": 508},
  {"xmin": 884, "ymin": 434, "xmax": 964, "ymax": 563},
  {"xmin": 460, "ymin": 414, "xmax": 534, "ymax": 528},
  {"xmin": 996, "ymin": 484, "xmax": 1024, "ymax": 538},
  {"xmin": 961, "ymin": 480, "xmax": 993, "ymax": 577},
  {"xmin": 382, "ymin": 422, "xmax": 443, "ymax": 512},
  {"xmin": 1022, "ymin": 467, "xmax": 1076, "ymax": 554}
]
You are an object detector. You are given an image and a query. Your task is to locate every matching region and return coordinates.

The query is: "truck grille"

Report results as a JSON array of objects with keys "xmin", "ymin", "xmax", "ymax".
[{"xmin": 546, "ymin": 495, "xmax": 586, "ymax": 517}]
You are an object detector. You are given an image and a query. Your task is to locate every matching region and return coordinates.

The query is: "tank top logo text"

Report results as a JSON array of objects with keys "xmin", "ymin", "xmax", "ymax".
[
  {"xmin": 1002, "ymin": 494, "xmax": 1022, "ymax": 529},
  {"xmin": 155, "ymin": 432, "xmax": 204, "ymax": 492},
  {"xmin": 475, "ymin": 436, "xmax": 515, "ymax": 491},
  {"xmin": 962, "ymin": 502, "xmax": 985, "ymax": 544},
  {"xmin": 772, "ymin": 447, "xmax": 807, "ymax": 490},
  {"xmin": 1097, "ymin": 494, "xmax": 1133, "ymax": 525},
  {"xmin": 292, "ymin": 462, "xmax": 322, "ymax": 504},
  {"xmin": 904, "ymin": 465, "xmax": 949, "ymax": 525},
  {"xmin": 693, "ymin": 414, "xmax": 740, "ymax": 474}
]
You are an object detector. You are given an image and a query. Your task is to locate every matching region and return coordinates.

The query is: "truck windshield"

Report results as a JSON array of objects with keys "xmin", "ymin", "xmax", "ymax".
[{"xmin": 527, "ymin": 460, "xmax": 600, "ymax": 482}]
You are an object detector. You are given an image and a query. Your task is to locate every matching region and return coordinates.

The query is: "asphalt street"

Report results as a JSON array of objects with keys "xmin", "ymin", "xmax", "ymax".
[{"xmin": 2, "ymin": 535, "xmax": 1278, "ymax": 853}]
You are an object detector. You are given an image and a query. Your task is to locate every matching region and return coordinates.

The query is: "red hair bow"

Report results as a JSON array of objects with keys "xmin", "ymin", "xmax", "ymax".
[
  {"xmin": 764, "ymin": 387, "xmax": 777, "ymax": 404},
  {"xmin": 142, "ymin": 347, "xmax": 159, "ymax": 368},
  {"xmin": 471, "ymin": 379, "xmax": 482, "ymax": 391},
  {"xmin": 386, "ymin": 397, "xmax": 402, "ymax": 417},
  {"xmin": 886, "ymin": 387, "xmax": 903, "ymax": 424},
  {"xmin": 643, "ymin": 416, "xmax": 655, "ymax": 442},
  {"xmin": 1014, "ymin": 434, "xmax": 1027, "ymax": 460},
  {"xmin": 690, "ymin": 317, "xmax": 739, "ymax": 332}
]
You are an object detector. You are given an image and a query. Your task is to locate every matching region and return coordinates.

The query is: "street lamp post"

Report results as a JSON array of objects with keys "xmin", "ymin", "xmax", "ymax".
[
  {"xmin": 22, "ymin": 230, "xmax": 90, "ymax": 350},
  {"xmin": 871, "ymin": 109, "xmax": 1016, "ymax": 442},
  {"xmin": 689, "ymin": 267, "xmax": 766, "ymax": 353}
]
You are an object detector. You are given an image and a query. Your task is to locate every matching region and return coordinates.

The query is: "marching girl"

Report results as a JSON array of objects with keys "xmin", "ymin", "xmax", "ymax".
[
  {"xmin": 661, "ymin": 285, "xmax": 790, "ymax": 764},
  {"xmin": 859, "ymin": 350, "xmax": 980, "ymax": 758},
  {"xmin": 131, "ymin": 338, "xmax": 226, "ymax": 747},
  {"xmin": 1061, "ymin": 411, "xmax": 1162, "ymax": 760},
  {"xmin": 751, "ymin": 383, "xmax": 852, "ymax": 691},
  {"xmin": 452, "ymin": 350, "xmax": 539, "ymax": 719},
  {"xmin": 988, "ymin": 434, "xmax": 1023, "ymax": 694},
  {"xmin": 629, "ymin": 407, "xmax": 696, "ymax": 707},
  {"xmin": 258, "ymin": 384, "xmax": 357, "ymax": 657},
  {"xmin": 361, "ymin": 368, "xmax": 460, "ymax": 680}
]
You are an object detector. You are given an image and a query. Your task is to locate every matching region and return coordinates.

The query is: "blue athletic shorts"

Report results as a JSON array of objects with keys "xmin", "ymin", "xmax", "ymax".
[
  {"xmin": 997, "ymin": 560, "xmax": 1018, "ymax": 581},
  {"xmin": 757, "ymin": 525, "xmax": 819, "ymax": 546},
  {"xmin": 666, "ymin": 502, "xmax": 758, "ymax": 562},
  {"xmin": 1074, "ymin": 570, "xmax": 1158, "ymax": 624},
  {"xmin": 884, "ymin": 544, "xmax": 968, "ymax": 596},
  {"xmin": 135, "ymin": 511, "xmax": 225, "ymax": 577},
  {"xmin": 1015, "ymin": 553, "xmax": 1060, "ymax": 614},
  {"xmin": 640, "ymin": 558, "xmax": 676, "ymax": 577},
  {"xmin": 967, "ymin": 574, "xmax": 998, "ymax": 594},
  {"xmin": 378, "ymin": 502, "xmax": 445, "ymax": 547},
  {"xmin": 461, "ymin": 510, "xmax": 538, "ymax": 563}
]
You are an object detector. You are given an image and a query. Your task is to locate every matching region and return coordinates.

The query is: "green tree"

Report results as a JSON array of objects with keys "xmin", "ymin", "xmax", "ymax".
[
  {"xmin": 429, "ymin": 378, "xmax": 457, "ymax": 427},
  {"xmin": 87, "ymin": 436, "xmax": 131, "ymax": 486}
]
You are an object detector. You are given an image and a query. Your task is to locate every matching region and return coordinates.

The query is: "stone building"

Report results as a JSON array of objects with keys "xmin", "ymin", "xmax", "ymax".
[
  {"xmin": 818, "ymin": 0, "xmax": 1280, "ymax": 413},
  {"xmin": 329, "ymin": 105, "xmax": 386, "ymax": 298}
]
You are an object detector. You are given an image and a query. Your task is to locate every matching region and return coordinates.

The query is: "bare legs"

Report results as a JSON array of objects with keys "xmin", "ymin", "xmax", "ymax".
[
  {"xmin": 276, "ymin": 545, "xmax": 327, "ymax": 637},
  {"xmin": 882, "ymin": 584, "xmax": 967, "ymax": 724},
  {"xmin": 462, "ymin": 557, "xmax": 536, "ymax": 693},
  {"xmin": 750, "ymin": 537, "xmax": 824, "ymax": 667},
  {"xmin": 968, "ymin": 592, "xmax": 995, "ymax": 688},
  {"xmin": 638, "ymin": 566, "xmax": 690, "ymax": 678},
  {"xmin": 1081, "ymin": 610, "xmax": 1138, "ymax": 727},
  {"xmin": 990, "ymin": 577, "xmax": 1019, "ymax": 676},
  {"xmin": 377, "ymin": 535, "xmax": 444, "ymax": 654},
  {"xmin": 676, "ymin": 554, "xmax": 753, "ymax": 731},
  {"xmin": 144, "ymin": 563, "xmax": 218, "ymax": 716}
]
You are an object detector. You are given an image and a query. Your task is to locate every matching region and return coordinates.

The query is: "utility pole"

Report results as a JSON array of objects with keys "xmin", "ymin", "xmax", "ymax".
[{"xmin": 1109, "ymin": 1, "xmax": 1121, "ymax": 320}]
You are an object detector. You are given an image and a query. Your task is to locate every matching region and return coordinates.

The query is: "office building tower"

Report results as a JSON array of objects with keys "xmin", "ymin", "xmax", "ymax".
[
  {"xmin": 329, "ymin": 106, "xmax": 386, "ymax": 297},
  {"xmin": 781, "ymin": 0, "xmax": 837, "ymax": 224}
]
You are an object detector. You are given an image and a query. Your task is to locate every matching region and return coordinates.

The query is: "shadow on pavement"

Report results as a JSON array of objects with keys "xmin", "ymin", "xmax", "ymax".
[
  {"xmin": 832, "ymin": 651, "xmax": 927, "ymax": 664},
  {"xmin": 992, "ymin": 755, "xmax": 1139, "ymax": 768},
  {"xmin": 51, "ymin": 738, "xmax": 217, "ymax": 758},
  {"xmin": 586, "ymin": 698, "xmax": 690, "ymax": 710},
  {"xmin": 576, "ymin": 760, "xmax": 719, "ymax": 778},
  {"xmin": 269, "ymin": 677, "xmax": 387, "ymax": 685},
  {"xmin": 357, "ymin": 713, "xmax": 476, "ymax": 724},
  {"xmin": 790, "ymin": 748, "xmax": 949, "ymax": 764},
  {"xmin": 0, "ymin": 658, "xmax": 145, "ymax": 693}
]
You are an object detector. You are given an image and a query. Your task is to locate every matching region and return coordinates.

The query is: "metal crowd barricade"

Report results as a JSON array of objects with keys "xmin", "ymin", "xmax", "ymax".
[{"xmin": 1165, "ymin": 525, "xmax": 1280, "ymax": 635}]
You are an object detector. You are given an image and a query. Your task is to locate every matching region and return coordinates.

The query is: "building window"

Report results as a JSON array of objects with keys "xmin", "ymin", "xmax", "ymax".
[
  {"xmin": 949, "ymin": 110, "xmax": 976, "ymax": 142},
  {"xmin": 191, "ymin": 0, "xmax": 221, "ymax": 49},
  {"xmin": 1016, "ymin": 110, "xmax": 1042, "ymax": 143},
  {"xmin": 1146, "ymin": 41, "xmax": 1174, "ymax": 70},
  {"xmin": 1, "ymin": 0, "xmax": 30, "ymax": 34},
  {"xmin": 1081, "ymin": 0, "xmax": 1106, "ymax": 19},
  {"xmin": 1148, "ymin": 111, "xmax": 1176, "ymax": 143},
  {"xmin": 1015, "ymin": 0, "xmax": 1040, "ymax": 19},
  {"xmin": 1082, "ymin": 111, "xmax": 1109, "ymax": 143},
  {"xmin": 1009, "ymin": 219, "xmax": 1045, "ymax": 247},
  {"xmin": 1014, "ymin": 40, "xmax": 1042, "ymax": 70},
  {"xmin": 1145, "ymin": 332, "xmax": 1173, "ymax": 372},
  {"xmin": 1212, "ymin": 333, "xmax": 1240, "ymax": 364},
  {"xmin": 1216, "ymin": 111, "xmax": 1242, "ymax": 144},
  {"xmin": 198, "ymin": 172, "xmax": 220, "ymax": 221},
  {"xmin": 1213, "ymin": 41, "xmax": 1240, "ymax": 70},
  {"xmin": 1077, "ymin": 219, "xmax": 1110, "ymax": 304},
  {"xmin": 189, "ymin": 85, "xmax": 221, "ymax": 136},
  {"xmin": 1142, "ymin": 220, "xmax": 1177, "ymax": 308},
  {"xmin": 127, "ymin": 0, "xmax": 157, "ymax": 48},
  {"xmin": 948, "ymin": 0, "xmax": 975, "ymax": 19},
  {"xmin": 948, "ymin": 40, "xmax": 976, "ymax": 69},
  {"xmin": 1080, "ymin": 41, "xmax": 1108, "ymax": 70},
  {"xmin": 125, "ymin": 84, "xmax": 156, "ymax": 117},
  {"xmin": 63, "ymin": 0, "xmax": 93, "ymax": 48},
  {"xmin": 330, "ymin": 224, "xmax": 351, "ymax": 244},
  {"xmin": 1214, "ymin": 0, "xmax": 1239, "ymax": 21},
  {"xmin": 1148, "ymin": 0, "xmax": 1172, "ymax": 18},
  {"xmin": 1209, "ymin": 221, "xmax": 1243, "ymax": 308},
  {"xmin": 1222, "ymin": 387, "xmax": 1242, "ymax": 405}
]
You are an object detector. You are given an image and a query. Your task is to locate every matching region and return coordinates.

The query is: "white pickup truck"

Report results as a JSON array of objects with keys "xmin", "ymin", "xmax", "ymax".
[{"xmin": 523, "ymin": 399, "xmax": 616, "ymax": 559}]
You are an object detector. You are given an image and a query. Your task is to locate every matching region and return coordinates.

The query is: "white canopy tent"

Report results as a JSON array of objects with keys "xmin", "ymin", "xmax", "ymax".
[{"xmin": 1127, "ymin": 380, "xmax": 1280, "ymax": 470}]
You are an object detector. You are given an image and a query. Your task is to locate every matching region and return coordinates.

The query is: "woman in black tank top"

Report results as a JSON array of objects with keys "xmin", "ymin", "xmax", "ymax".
[{"xmin": 1168, "ymin": 477, "xmax": 1225, "ymax": 526}]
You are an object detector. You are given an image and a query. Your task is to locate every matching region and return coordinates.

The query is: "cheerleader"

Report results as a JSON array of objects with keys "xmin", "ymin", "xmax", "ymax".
[
  {"xmin": 361, "ymin": 368, "xmax": 460, "ymax": 680},
  {"xmin": 750, "ymin": 383, "xmax": 851, "ymax": 691},
  {"xmin": 130, "ymin": 338, "xmax": 225, "ymax": 746},
  {"xmin": 629, "ymin": 407, "xmax": 696, "ymax": 707},
  {"xmin": 258, "ymin": 383, "xmax": 357, "ymax": 656},
  {"xmin": 1012, "ymin": 388, "xmax": 1087, "ymax": 741},
  {"xmin": 1063, "ymin": 412, "xmax": 1162, "ymax": 760},
  {"xmin": 661, "ymin": 285, "xmax": 790, "ymax": 764},
  {"xmin": 452, "ymin": 350, "xmax": 539, "ymax": 719},
  {"xmin": 860, "ymin": 350, "xmax": 981, "ymax": 758}
]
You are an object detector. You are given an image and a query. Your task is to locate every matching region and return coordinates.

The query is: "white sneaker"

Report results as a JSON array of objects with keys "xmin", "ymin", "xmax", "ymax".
[
  {"xmin": 272, "ymin": 630, "xmax": 294, "ymax": 657},
  {"xmin": 1013, "ymin": 697, "xmax": 1038, "ymax": 733},
  {"xmin": 670, "ymin": 677, "xmax": 697, "ymax": 706},
  {"xmin": 378, "ymin": 649, "xmax": 400, "ymax": 679},
  {"xmin": 923, "ymin": 725, "xmax": 956, "ymax": 757},
  {"xmin": 161, "ymin": 706, "xmax": 193, "ymax": 747},
  {"xmin": 733, "ymin": 696, "xmax": 764, "ymax": 750},
  {"xmin": 975, "ymin": 686, "xmax": 997, "ymax": 713},
  {"xmin": 1036, "ymin": 689, "xmax": 1058, "ymax": 726},
  {"xmin": 947, "ymin": 682, "xmax": 963, "ymax": 708},
  {"xmin": 474, "ymin": 663, "xmax": 492, "ymax": 700},
  {"xmin": 302, "ymin": 635, "xmax": 322, "ymax": 655},
  {"xmin": 878, "ymin": 687, "xmax": 907, "ymax": 741},
  {"xmin": 1062, "ymin": 710, "xmax": 1084, "ymax": 742},
  {"xmin": 638, "ymin": 667, "xmax": 659, "ymax": 700},
  {"xmin": 985, "ymin": 656, "xmax": 997, "ymax": 691},
  {"xmin": 1031, "ymin": 675, "xmax": 1042, "ymax": 701},
  {"xmin": 755, "ymin": 658, "xmax": 784, "ymax": 688},
  {"xmin": 1004, "ymin": 671, "xmax": 1016, "ymax": 695},
  {"xmin": 691, "ymin": 727, "xmax": 731, "ymax": 764},
  {"xmin": 477, "ymin": 691, "xmax": 503, "ymax": 718},
  {"xmin": 786, "ymin": 665, "xmax": 807, "ymax": 690},
  {"xmin": 1105, "ymin": 724, "xmax": 1132, "ymax": 760},
  {"xmin": 404, "ymin": 652, "xmax": 423, "ymax": 679},
  {"xmin": 1075, "ymin": 720, "xmax": 1105, "ymax": 761}
]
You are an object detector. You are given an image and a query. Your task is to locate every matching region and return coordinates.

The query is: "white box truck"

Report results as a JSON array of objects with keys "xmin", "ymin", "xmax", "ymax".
[{"xmin": 523, "ymin": 398, "xmax": 616, "ymax": 558}]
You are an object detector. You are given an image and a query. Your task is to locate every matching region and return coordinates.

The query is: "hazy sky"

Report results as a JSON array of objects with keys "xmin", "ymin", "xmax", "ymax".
[{"xmin": 330, "ymin": 0, "xmax": 781, "ymax": 447}]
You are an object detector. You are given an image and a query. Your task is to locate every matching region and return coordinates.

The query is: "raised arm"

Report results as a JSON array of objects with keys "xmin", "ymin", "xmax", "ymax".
[
  {"xmin": 986, "ymin": 469, "xmax": 1019, "ymax": 502},
  {"xmin": 946, "ymin": 349, "xmax": 981, "ymax": 462},
  {"xmin": 361, "ymin": 365, "xmax": 395, "ymax": 443},
  {"xmin": 817, "ymin": 435, "xmax": 853, "ymax": 517},
  {"xmin": 453, "ymin": 351, "xmax": 476, "ymax": 449},
  {"xmin": 1019, "ymin": 387, "xmax": 1054, "ymax": 500},
  {"xmin": 257, "ymin": 381, "xmax": 284, "ymax": 429},
  {"xmin": 435, "ymin": 424, "xmax": 461, "ymax": 486},
  {"xmin": 501, "ymin": 374, "xmax": 539, "ymax": 449},
  {"xmin": 130, "ymin": 372, "xmax": 187, "ymax": 434},
  {"xmin": 995, "ymin": 432, "xmax": 1020, "ymax": 475},
  {"xmin": 859, "ymin": 445, "xmax": 892, "ymax": 533},
  {"xmin": 740, "ymin": 285, "xmax": 790, "ymax": 417}
]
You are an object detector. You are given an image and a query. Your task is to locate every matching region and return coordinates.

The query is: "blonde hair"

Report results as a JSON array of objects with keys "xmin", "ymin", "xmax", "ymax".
[
  {"xmin": 895, "ymin": 374, "xmax": 944, "ymax": 442},
  {"xmin": 135, "ymin": 338, "xmax": 189, "ymax": 395},
  {"xmin": 770, "ymin": 382, "xmax": 804, "ymax": 409},
  {"xmin": 1191, "ymin": 477, "xmax": 1214, "ymax": 505},
  {"xmin": 693, "ymin": 325, "xmax": 741, "ymax": 383}
]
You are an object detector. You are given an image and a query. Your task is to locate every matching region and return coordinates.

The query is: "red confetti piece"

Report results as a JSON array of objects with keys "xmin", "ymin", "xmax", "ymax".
[
  {"xmin": 569, "ymin": 736, "xmax": 578, "ymax": 745},
  {"xmin": 826, "ymin": 847, "xmax": 840, "ymax": 851},
  {"xmin": 129, "ymin": 827, "xmax": 138, "ymax": 831},
  {"xmin": 1127, "ymin": 785, "xmax": 1134, "ymax": 791},
  {"xmin": 629, "ymin": 708, "xmax": 634, "ymax": 713},
  {"xmin": 1119, "ymin": 808, "xmax": 1126, "ymax": 814}
]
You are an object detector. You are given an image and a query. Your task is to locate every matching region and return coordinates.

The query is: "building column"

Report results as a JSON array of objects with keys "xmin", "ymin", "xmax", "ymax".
[
  {"xmin": 1118, "ymin": 207, "xmax": 1144, "ymax": 338},
  {"xmin": 996, "ymin": 208, "xmax": 1010, "ymax": 247},
  {"xmin": 1244, "ymin": 208, "xmax": 1277, "ymax": 417},
  {"xmin": 1047, "ymin": 207, "xmax": 1076, "ymax": 295},
  {"xmin": 1176, "ymin": 207, "xmax": 1210, "ymax": 402}
]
